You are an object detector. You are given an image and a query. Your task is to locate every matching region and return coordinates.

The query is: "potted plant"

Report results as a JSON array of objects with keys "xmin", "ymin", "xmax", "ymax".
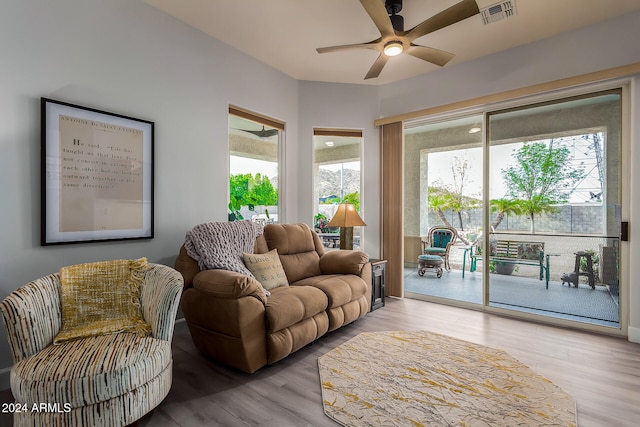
[
  {"xmin": 492, "ymin": 261, "xmax": 517, "ymax": 275},
  {"xmin": 228, "ymin": 201, "xmax": 243, "ymax": 222},
  {"xmin": 314, "ymin": 213, "xmax": 329, "ymax": 232}
]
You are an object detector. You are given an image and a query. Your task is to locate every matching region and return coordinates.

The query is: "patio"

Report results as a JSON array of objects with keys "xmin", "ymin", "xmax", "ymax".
[{"xmin": 403, "ymin": 266, "xmax": 620, "ymax": 328}]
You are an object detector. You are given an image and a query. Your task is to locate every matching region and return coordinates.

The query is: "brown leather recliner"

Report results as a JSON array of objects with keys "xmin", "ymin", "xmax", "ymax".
[{"xmin": 174, "ymin": 223, "xmax": 372, "ymax": 373}]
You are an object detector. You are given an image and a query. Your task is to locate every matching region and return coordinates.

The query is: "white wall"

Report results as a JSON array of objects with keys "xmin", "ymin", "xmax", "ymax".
[
  {"xmin": 0, "ymin": 0, "xmax": 300, "ymax": 386},
  {"xmin": 377, "ymin": 10, "xmax": 640, "ymax": 342}
]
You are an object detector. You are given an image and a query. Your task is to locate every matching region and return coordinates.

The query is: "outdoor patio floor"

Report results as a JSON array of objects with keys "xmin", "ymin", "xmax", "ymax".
[{"xmin": 403, "ymin": 267, "xmax": 620, "ymax": 328}]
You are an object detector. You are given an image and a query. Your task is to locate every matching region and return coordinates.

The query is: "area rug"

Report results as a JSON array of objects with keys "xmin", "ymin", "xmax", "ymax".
[{"xmin": 318, "ymin": 330, "xmax": 577, "ymax": 427}]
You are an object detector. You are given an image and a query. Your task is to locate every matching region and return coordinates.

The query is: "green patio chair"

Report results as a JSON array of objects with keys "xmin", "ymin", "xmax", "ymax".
[{"xmin": 421, "ymin": 226, "xmax": 458, "ymax": 271}]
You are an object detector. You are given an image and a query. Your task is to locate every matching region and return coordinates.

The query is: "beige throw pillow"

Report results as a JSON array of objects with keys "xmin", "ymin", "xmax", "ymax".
[
  {"xmin": 243, "ymin": 249, "xmax": 289, "ymax": 290},
  {"xmin": 54, "ymin": 258, "xmax": 152, "ymax": 344}
]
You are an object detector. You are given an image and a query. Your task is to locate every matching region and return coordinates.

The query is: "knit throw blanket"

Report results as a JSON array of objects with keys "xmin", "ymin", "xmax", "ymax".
[
  {"xmin": 55, "ymin": 258, "xmax": 152, "ymax": 344},
  {"xmin": 185, "ymin": 220, "xmax": 264, "ymax": 276}
]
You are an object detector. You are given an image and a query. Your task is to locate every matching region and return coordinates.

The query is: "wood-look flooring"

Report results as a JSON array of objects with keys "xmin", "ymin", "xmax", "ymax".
[{"xmin": 1, "ymin": 297, "xmax": 639, "ymax": 426}]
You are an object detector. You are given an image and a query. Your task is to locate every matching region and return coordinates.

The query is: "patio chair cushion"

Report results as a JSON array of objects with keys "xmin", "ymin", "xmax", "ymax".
[
  {"xmin": 431, "ymin": 231, "xmax": 453, "ymax": 248},
  {"xmin": 424, "ymin": 247, "xmax": 446, "ymax": 255},
  {"xmin": 418, "ymin": 254, "xmax": 443, "ymax": 262},
  {"xmin": 518, "ymin": 243, "xmax": 543, "ymax": 260}
]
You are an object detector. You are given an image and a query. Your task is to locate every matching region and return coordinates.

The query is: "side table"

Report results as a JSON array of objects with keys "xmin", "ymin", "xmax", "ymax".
[{"xmin": 369, "ymin": 259, "xmax": 386, "ymax": 311}]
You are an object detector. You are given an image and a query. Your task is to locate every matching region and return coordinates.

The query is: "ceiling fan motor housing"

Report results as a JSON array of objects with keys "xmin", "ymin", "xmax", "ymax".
[
  {"xmin": 385, "ymin": 0, "xmax": 402, "ymax": 15},
  {"xmin": 385, "ymin": 0, "xmax": 404, "ymax": 31}
]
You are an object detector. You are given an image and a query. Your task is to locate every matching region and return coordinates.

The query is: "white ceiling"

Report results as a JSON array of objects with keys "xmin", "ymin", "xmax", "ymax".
[{"xmin": 144, "ymin": 0, "xmax": 640, "ymax": 86}]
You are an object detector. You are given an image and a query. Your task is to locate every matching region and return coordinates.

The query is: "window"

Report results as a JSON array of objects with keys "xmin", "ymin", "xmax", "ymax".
[
  {"xmin": 313, "ymin": 128, "xmax": 363, "ymax": 249},
  {"xmin": 228, "ymin": 106, "xmax": 284, "ymax": 224}
]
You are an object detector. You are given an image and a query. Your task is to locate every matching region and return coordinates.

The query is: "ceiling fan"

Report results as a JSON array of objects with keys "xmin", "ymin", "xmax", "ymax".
[
  {"xmin": 316, "ymin": 0, "xmax": 480, "ymax": 80},
  {"xmin": 236, "ymin": 125, "xmax": 279, "ymax": 139}
]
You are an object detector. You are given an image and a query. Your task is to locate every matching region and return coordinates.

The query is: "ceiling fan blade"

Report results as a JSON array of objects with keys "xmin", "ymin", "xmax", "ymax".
[
  {"xmin": 236, "ymin": 126, "xmax": 279, "ymax": 138},
  {"xmin": 317, "ymin": 41, "xmax": 378, "ymax": 54},
  {"xmin": 365, "ymin": 54, "xmax": 389, "ymax": 80},
  {"xmin": 406, "ymin": 45, "xmax": 455, "ymax": 67},
  {"xmin": 406, "ymin": 0, "xmax": 480, "ymax": 41},
  {"xmin": 360, "ymin": 0, "xmax": 396, "ymax": 38}
]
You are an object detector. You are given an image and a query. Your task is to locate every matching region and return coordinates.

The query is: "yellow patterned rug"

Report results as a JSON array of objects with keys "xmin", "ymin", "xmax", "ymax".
[{"xmin": 318, "ymin": 330, "xmax": 577, "ymax": 427}]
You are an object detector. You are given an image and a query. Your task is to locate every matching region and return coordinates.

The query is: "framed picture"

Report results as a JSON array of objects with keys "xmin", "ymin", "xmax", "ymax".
[{"xmin": 41, "ymin": 98, "xmax": 154, "ymax": 245}]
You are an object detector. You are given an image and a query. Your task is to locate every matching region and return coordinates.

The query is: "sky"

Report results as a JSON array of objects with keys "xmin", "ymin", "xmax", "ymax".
[
  {"xmin": 428, "ymin": 136, "xmax": 604, "ymax": 203},
  {"xmin": 230, "ymin": 156, "xmax": 278, "ymax": 178}
]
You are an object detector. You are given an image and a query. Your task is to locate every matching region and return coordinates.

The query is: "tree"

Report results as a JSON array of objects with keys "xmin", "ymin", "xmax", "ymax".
[
  {"xmin": 250, "ymin": 173, "xmax": 278, "ymax": 206},
  {"xmin": 489, "ymin": 198, "xmax": 525, "ymax": 231},
  {"xmin": 342, "ymin": 191, "xmax": 361, "ymax": 212},
  {"xmin": 449, "ymin": 155, "xmax": 474, "ymax": 230},
  {"xmin": 428, "ymin": 154, "xmax": 480, "ymax": 231},
  {"xmin": 501, "ymin": 141, "xmax": 585, "ymax": 233},
  {"xmin": 229, "ymin": 173, "xmax": 251, "ymax": 220},
  {"xmin": 228, "ymin": 173, "xmax": 278, "ymax": 220},
  {"xmin": 427, "ymin": 187, "xmax": 455, "ymax": 229}
]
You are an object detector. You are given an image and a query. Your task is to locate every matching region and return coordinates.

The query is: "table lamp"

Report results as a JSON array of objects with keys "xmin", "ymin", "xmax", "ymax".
[{"xmin": 327, "ymin": 203, "xmax": 366, "ymax": 250}]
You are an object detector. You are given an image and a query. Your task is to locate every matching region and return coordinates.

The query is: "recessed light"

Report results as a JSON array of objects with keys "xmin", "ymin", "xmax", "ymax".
[
  {"xmin": 468, "ymin": 126, "xmax": 482, "ymax": 134},
  {"xmin": 325, "ymin": 141, "xmax": 334, "ymax": 147}
]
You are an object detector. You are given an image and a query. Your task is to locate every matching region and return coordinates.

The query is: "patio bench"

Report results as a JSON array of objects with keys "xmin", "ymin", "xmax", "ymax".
[{"xmin": 462, "ymin": 239, "xmax": 552, "ymax": 288}]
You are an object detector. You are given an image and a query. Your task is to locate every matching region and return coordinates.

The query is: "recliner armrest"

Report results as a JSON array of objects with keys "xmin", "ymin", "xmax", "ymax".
[
  {"xmin": 319, "ymin": 250, "xmax": 369, "ymax": 275},
  {"xmin": 193, "ymin": 269, "xmax": 267, "ymax": 304}
]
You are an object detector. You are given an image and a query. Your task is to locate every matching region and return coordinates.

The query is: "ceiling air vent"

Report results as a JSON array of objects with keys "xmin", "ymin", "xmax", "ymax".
[{"xmin": 480, "ymin": 0, "xmax": 517, "ymax": 25}]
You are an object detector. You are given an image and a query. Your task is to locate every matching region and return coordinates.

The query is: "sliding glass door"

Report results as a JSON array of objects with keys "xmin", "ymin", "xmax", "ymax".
[
  {"xmin": 404, "ymin": 87, "xmax": 623, "ymax": 330},
  {"xmin": 403, "ymin": 115, "xmax": 483, "ymax": 304},
  {"xmin": 487, "ymin": 90, "xmax": 621, "ymax": 327}
]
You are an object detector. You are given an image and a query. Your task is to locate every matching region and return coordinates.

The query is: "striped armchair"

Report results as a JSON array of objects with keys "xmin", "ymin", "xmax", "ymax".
[{"xmin": 1, "ymin": 263, "xmax": 183, "ymax": 427}]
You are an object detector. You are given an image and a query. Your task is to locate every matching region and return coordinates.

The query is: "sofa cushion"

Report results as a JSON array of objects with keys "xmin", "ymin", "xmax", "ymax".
[
  {"xmin": 243, "ymin": 249, "xmax": 288, "ymax": 290},
  {"xmin": 263, "ymin": 223, "xmax": 323, "ymax": 282},
  {"xmin": 55, "ymin": 258, "xmax": 151, "ymax": 345},
  {"xmin": 292, "ymin": 274, "xmax": 367, "ymax": 309},
  {"xmin": 265, "ymin": 286, "xmax": 328, "ymax": 333},
  {"xmin": 11, "ymin": 333, "xmax": 171, "ymax": 408}
]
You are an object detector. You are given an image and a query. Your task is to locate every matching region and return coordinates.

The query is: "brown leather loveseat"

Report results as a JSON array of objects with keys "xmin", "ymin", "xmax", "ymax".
[{"xmin": 174, "ymin": 223, "xmax": 372, "ymax": 373}]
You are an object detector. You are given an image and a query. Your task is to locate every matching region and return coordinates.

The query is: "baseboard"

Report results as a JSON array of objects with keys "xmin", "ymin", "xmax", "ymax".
[{"xmin": 628, "ymin": 325, "xmax": 640, "ymax": 343}]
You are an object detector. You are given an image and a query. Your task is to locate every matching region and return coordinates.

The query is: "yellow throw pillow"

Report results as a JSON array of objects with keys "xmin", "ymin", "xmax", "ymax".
[
  {"xmin": 243, "ymin": 249, "xmax": 289, "ymax": 290},
  {"xmin": 54, "ymin": 258, "xmax": 152, "ymax": 345}
]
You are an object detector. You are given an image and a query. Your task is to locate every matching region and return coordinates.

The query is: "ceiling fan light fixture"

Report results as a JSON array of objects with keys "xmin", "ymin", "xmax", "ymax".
[{"xmin": 383, "ymin": 41, "xmax": 403, "ymax": 57}]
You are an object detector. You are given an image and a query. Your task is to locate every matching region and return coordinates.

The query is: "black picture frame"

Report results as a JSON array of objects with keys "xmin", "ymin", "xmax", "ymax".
[{"xmin": 41, "ymin": 98, "xmax": 154, "ymax": 245}]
